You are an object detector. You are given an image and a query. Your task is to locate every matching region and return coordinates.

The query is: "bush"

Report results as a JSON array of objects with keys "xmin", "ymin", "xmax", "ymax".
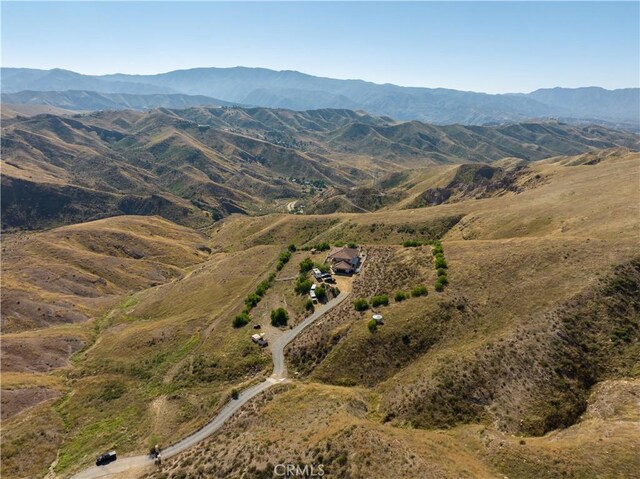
[
  {"xmin": 347, "ymin": 241, "xmax": 358, "ymax": 248},
  {"xmin": 402, "ymin": 240, "xmax": 422, "ymax": 247},
  {"xmin": 436, "ymin": 267, "xmax": 447, "ymax": 276},
  {"xmin": 435, "ymin": 275, "xmax": 449, "ymax": 292},
  {"xmin": 432, "ymin": 242, "xmax": 444, "ymax": 255},
  {"xmin": 305, "ymin": 299, "xmax": 315, "ymax": 312},
  {"xmin": 270, "ymin": 307, "xmax": 289, "ymax": 327},
  {"xmin": 255, "ymin": 280, "xmax": 270, "ymax": 297},
  {"xmin": 245, "ymin": 293, "xmax": 261, "ymax": 308},
  {"xmin": 314, "ymin": 242, "xmax": 331, "ymax": 252},
  {"xmin": 287, "ymin": 244, "xmax": 297, "ymax": 252},
  {"xmin": 101, "ymin": 381, "xmax": 126, "ymax": 401},
  {"xmin": 394, "ymin": 291, "xmax": 408, "ymax": 302},
  {"xmin": 353, "ymin": 298, "xmax": 369, "ymax": 311},
  {"xmin": 299, "ymin": 257, "xmax": 314, "ymax": 273},
  {"xmin": 231, "ymin": 389, "xmax": 239, "ymax": 400},
  {"xmin": 276, "ymin": 261, "xmax": 285, "ymax": 271},
  {"xmin": 434, "ymin": 256, "xmax": 448, "ymax": 269},
  {"xmin": 314, "ymin": 262, "xmax": 331, "ymax": 273},
  {"xmin": 279, "ymin": 250, "xmax": 292, "ymax": 264},
  {"xmin": 370, "ymin": 294, "xmax": 389, "ymax": 307},
  {"xmin": 232, "ymin": 313, "xmax": 250, "ymax": 328},
  {"xmin": 294, "ymin": 276, "xmax": 313, "ymax": 295},
  {"xmin": 411, "ymin": 285, "xmax": 428, "ymax": 297},
  {"xmin": 316, "ymin": 285, "xmax": 327, "ymax": 301},
  {"xmin": 368, "ymin": 319, "xmax": 378, "ymax": 333}
]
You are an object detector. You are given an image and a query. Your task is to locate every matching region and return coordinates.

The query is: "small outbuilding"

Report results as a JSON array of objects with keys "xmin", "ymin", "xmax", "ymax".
[{"xmin": 372, "ymin": 313, "xmax": 384, "ymax": 325}]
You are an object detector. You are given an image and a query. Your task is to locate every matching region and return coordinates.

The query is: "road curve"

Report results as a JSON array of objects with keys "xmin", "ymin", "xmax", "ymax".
[{"xmin": 70, "ymin": 292, "xmax": 350, "ymax": 479}]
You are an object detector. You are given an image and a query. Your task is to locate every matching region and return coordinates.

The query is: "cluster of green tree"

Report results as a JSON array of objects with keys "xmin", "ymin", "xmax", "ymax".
[
  {"xmin": 302, "ymin": 242, "xmax": 331, "ymax": 252},
  {"xmin": 232, "ymin": 248, "xmax": 292, "ymax": 328},
  {"xmin": 432, "ymin": 241, "xmax": 449, "ymax": 291}
]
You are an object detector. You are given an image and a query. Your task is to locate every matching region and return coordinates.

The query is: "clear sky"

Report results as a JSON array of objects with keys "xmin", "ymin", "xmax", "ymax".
[{"xmin": 2, "ymin": 1, "xmax": 638, "ymax": 93}]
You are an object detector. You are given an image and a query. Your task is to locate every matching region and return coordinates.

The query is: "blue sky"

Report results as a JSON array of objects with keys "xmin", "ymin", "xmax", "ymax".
[{"xmin": 2, "ymin": 1, "xmax": 638, "ymax": 93}]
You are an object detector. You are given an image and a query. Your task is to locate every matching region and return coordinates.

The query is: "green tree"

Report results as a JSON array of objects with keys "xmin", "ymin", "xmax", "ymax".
[
  {"xmin": 287, "ymin": 244, "xmax": 297, "ymax": 252},
  {"xmin": 305, "ymin": 299, "xmax": 315, "ymax": 312},
  {"xmin": 270, "ymin": 307, "xmax": 289, "ymax": 327},
  {"xmin": 368, "ymin": 319, "xmax": 378, "ymax": 333},
  {"xmin": 370, "ymin": 295, "xmax": 389, "ymax": 307},
  {"xmin": 316, "ymin": 285, "xmax": 327, "ymax": 301},
  {"xmin": 299, "ymin": 257, "xmax": 314, "ymax": 273},
  {"xmin": 232, "ymin": 313, "xmax": 250, "ymax": 328},
  {"xmin": 245, "ymin": 293, "xmax": 260, "ymax": 308},
  {"xmin": 353, "ymin": 298, "xmax": 369, "ymax": 311},
  {"xmin": 394, "ymin": 291, "xmax": 407, "ymax": 302},
  {"xmin": 294, "ymin": 276, "xmax": 313, "ymax": 295},
  {"xmin": 411, "ymin": 285, "xmax": 428, "ymax": 297},
  {"xmin": 231, "ymin": 389, "xmax": 239, "ymax": 400}
]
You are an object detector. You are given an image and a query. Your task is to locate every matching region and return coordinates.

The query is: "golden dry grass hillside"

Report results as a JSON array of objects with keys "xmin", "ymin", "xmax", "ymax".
[{"xmin": 1, "ymin": 149, "xmax": 638, "ymax": 479}]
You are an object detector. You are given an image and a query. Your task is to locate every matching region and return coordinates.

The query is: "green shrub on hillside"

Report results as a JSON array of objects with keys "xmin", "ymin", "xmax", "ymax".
[
  {"xmin": 402, "ymin": 240, "xmax": 423, "ymax": 247},
  {"xmin": 294, "ymin": 276, "xmax": 313, "ymax": 295},
  {"xmin": 436, "ymin": 267, "xmax": 447, "ymax": 276},
  {"xmin": 314, "ymin": 242, "xmax": 331, "ymax": 252},
  {"xmin": 287, "ymin": 244, "xmax": 297, "ymax": 252},
  {"xmin": 279, "ymin": 250, "xmax": 292, "ymax": 263},
  {"xmin": 232, "ymin": 313, "xmax": 250, "ymax": 328},
  {"xmin": 299, "ymin": 257, "xmax": 314, "ymax": 273},
  {"xmin": 354, "ymin": 298, "xmax": 369, "ymax": 311},
  {"xmin": 270, "ymin": 307, "xmax": 289, "ymax": 327},
  {"xmin": 411, "ymin": 285, "xmax": 428, "ymax": 297},
  {"xmin": 371, "ymin": 294, "xmax": 389, "ymax": 307},
  {"xmin": 305, "ymin": 299, "xmax": 315, "ymax": 312},
  {"xmin": 316, "ymin": 285, "xmax": 327, "ymax": 301},
  {"xmin": 434, "ymin": 255, "xmax": 448, "ymax": 269},
  {"xmin": 347, "ymin": 241, "xmax": 358, "ymax": 248},
  {"xmin": 245, "ymin": 293, "xmax": 261, "ymax": 308},
  {"xmin": 394, "ymin": 291, "xmax": 408, "ymax": 302},
  {"xmin": 368, "ymin": 319, "xmax": 378, "ymax": 333},
  {"xmin": 314, "ymin": 262, "xmax": 331, "ymax": 273}
]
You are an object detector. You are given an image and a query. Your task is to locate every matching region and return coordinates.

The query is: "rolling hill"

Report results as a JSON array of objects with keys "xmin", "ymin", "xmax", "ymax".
[
  {"xmin": 1, "ymin": 149, "xmax": 638, "ymax": 479},
  {"xmin": 2, "ymin": 106, "xmax": 638, "ymax": 232}
]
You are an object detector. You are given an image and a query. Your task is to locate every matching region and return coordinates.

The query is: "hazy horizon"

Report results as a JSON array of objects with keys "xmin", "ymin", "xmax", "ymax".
[{"xmin": 2, "ymin": 1, "xmax": 639, "ymax": 94}]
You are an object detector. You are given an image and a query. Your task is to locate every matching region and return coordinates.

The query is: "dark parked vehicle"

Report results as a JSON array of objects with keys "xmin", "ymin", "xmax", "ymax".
[
  {"xmin": 322, "ymin": 274, "xmax": 336, "ymax": 283},
  {"xmin": 96, "ymin": 450, "xmax": 117, "ymax": 466}
]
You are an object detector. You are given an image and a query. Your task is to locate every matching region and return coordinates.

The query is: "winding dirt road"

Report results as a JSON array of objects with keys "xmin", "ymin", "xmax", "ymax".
[{"xmin": 70, "ymin": 292, "xmax": 350, "ymax": 479}]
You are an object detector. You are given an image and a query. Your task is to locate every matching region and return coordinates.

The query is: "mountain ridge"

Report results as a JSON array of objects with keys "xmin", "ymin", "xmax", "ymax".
[{"xmin": 3, "ymin": 67, "xmax": 638, "ymax": 126}]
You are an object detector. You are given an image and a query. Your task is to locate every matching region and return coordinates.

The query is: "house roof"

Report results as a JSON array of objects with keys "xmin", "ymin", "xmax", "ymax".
[
  {"xmin": 332, "ymin": 260, "xmax": 352, "ymax": 271},
  {"xmin": 327, "ymin": 246, "xmax": 358, "ymax": 262}
]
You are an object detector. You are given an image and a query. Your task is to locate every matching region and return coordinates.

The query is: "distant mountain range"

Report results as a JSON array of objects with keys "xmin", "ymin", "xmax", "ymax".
[
  {"xmin": 2, "ymin": 67, "xmax": 639, "ymax": 127},
  {"xmin": 1, "ymin": 90, "xmax": 233, "ymax": 112}
]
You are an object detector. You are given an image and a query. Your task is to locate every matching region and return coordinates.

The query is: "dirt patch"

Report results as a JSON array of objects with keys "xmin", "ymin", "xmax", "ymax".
[
  {"xmin": 1, "ymin": 335, "xmax": 85, "ymax": 373},
  {"xmin": 1, "ymin": 387, "xmax": 62, "ymax": 420}
]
